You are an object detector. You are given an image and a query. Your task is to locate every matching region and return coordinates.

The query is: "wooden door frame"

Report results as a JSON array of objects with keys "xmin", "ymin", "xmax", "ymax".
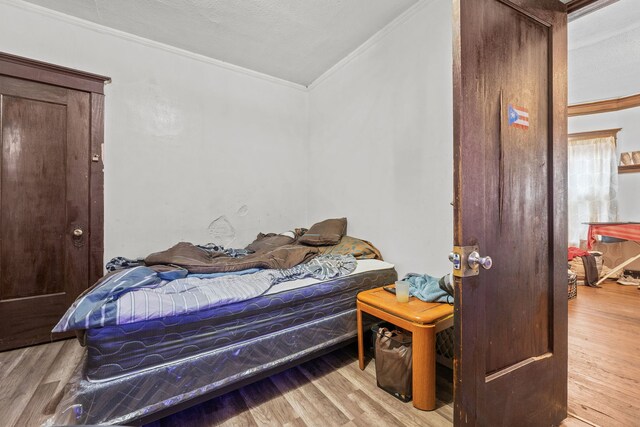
[
  {"xmin": 0, "ymin": 51, "xmax": 110, "ymax": 287},
  {"xmin": 452, "ymin": 0, "xmax": 568, "ymax": 424}
]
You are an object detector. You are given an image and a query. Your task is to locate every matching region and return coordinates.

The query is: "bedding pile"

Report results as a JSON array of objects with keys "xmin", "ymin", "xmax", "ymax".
[
  {"xmin": 54, "ymin": 217, "xmax": 383, "ymax": 333},
  {"xmin": 53, "ymin": 254, "xmax": 356, "ymax": 332}
]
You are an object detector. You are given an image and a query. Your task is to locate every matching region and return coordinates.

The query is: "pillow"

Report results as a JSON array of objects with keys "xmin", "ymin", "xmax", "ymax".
[
  {"xmin": 299, "ymin": 218, "xmax": 347, "ymax": 246},
  {"xmin": 318, "ymin": 235, "xmax": 383, "ymax": 260}
]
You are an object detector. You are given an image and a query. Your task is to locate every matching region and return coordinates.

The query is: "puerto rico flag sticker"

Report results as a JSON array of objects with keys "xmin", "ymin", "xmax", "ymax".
[{"xmin": 508, "ymin": 104, "xmax": 529, "ymax": 130}]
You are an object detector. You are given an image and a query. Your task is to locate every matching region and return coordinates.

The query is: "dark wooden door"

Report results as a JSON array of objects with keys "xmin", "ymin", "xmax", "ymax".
[
  {"xmin": 0, "ymin": 75, "xmax": 90, "ymax": 351},
  {"xmin": 453, "ymin": 0, "xmax": 567, "ymax": 425}
]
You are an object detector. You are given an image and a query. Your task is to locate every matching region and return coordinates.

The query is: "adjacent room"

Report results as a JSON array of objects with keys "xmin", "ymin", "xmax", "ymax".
[
  {"xmin": 0, "ymin": 0, "xmax": 636, "ymax": 426},
  {"xmin": 566, "ymin": 1, "xmax": 640, "ymax": 425}
]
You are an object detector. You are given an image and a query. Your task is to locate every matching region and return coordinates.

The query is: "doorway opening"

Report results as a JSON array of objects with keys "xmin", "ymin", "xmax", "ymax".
[{"xmin": 567, "ymin": 1, "xmax": 640, "ymax": 425}]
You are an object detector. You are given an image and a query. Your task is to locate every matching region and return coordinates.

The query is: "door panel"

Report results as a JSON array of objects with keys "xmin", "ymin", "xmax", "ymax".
[
  {"xmin": 1, "ymin": 96, "xmax": 67, "ymax": 298},
  {"xmin": 0, "ymin": 75, "xmax": 90, "ymax": 350},
  {"xmin": 453, "ymin": 0, "xmax": 567, "ymax": 425},
  {"xmin": 483, "ymin": 2, "xmax": 551, "ymax": 375}
]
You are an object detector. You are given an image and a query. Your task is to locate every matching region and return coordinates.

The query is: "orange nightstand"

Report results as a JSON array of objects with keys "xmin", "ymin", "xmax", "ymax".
[{"xmin": 357, "ymin": 286, "xmax": 454, "ymax": 411}]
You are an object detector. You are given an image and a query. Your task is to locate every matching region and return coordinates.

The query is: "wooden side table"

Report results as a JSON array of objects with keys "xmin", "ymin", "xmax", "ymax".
[{"xmin": 357, "ymin": 286, "xmax": 454, "ymax": 411}]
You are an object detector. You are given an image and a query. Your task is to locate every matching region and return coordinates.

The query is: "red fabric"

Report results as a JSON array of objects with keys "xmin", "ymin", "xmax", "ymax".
[
  {"xmin": 587, "ymin": 224, "xmax": 640, "ymax": 249},
  {"xmin": 568, "ymin": 246, "xmax": 589, "ymax": 261}
]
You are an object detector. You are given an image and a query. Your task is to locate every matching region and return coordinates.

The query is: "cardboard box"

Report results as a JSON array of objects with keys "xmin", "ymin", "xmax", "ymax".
[{"xmin": 591, "ymin": 241, "xmax": 640, "ymax": 271}]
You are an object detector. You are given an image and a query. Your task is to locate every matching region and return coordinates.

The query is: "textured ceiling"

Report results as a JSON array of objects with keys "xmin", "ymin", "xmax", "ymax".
[
  {"xmin": 22, "ymin": 0, "xmax": 418, "ymax": 86},
  {"xmin": 569, "ymin": 0, "xmax": 640, "ymax": 50},
  {"xmin": 569, "ymin": 0, "xmax": 640, "ymax": 102}
]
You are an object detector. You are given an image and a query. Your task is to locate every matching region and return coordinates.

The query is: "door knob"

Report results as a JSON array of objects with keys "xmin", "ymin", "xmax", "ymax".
[
  {"xmin": 468, "ymin": 251, "xmax": 492, "ymax": 270},
  {"xmin": 73, "ymin": 228, "xmax": 83, "ymax": 237}
]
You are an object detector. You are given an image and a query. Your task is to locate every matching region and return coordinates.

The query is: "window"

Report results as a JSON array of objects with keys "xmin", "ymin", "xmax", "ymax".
[{"xmin": 567, "ymin": 129, "xmax": 620, "ymax": 246}]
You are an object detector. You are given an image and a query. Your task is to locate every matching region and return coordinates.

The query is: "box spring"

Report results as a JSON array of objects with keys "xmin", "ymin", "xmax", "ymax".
[{"xmin": 52, "ymin": 265, "xmax": 397, "ymax": 425}]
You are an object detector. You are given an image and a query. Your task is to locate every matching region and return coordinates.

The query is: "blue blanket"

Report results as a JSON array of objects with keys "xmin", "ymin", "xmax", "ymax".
[
  {"xmin": 403, "ymin": 273, "xmax": 451, "ymax": 303},
  {"xmin": 53, "ymin": 255, "xmax": 356, "ymax": 332}
]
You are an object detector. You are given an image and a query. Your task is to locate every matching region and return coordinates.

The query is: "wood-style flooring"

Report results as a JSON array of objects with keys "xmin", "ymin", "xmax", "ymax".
[
  {"xmin": 567, "ymin": 281, "xmax": 640, "ymax": 427},
  {"xmin": 0, "ymin": 281, "xmax": 637, "ymax": 426}
]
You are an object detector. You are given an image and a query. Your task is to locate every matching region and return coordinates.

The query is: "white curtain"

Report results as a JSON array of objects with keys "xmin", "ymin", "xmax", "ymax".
[{"xmin": 567, "ymin": 136, "xmax": 619, "ymax": 246}]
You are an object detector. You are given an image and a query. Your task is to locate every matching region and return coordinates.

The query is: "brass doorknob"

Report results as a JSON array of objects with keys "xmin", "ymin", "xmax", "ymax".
[{"xmin": 73, "ymin": 228, "xmax": 83, "ymax": 237}]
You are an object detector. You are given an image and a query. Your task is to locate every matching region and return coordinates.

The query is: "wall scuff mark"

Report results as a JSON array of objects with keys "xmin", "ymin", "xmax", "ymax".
[
  {"xmin": 207, "ymin": 215, "xmax": 236, "ymax": 246},
  {"xmin": 237, "ymin": 205, "xmax": 249, "ymax": 217}
]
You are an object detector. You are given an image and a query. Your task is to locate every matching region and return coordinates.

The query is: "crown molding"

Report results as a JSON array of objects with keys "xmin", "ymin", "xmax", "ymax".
[
  {"xmin": 566, "ymin": 0, "xmax": 619, "ymax": 21},
  {"xmin": 569, "ymin": 93, "xmax": 640, "ymax": 116}
]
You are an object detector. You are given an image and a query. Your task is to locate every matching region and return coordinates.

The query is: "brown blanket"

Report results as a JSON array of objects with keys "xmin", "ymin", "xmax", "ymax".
[
  {"xmin": 145, "ymin": 241, "xmax": 319, "ymax": 274},
  {"xmin": 580, "ymin": 254, "xmax": 600, "ymax": 287}
]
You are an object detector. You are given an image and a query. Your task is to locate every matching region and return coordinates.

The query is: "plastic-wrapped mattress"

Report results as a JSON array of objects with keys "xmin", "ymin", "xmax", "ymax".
[{"xmin": 49, "ymin": 260, "xmax": 396, "ymax": 426}]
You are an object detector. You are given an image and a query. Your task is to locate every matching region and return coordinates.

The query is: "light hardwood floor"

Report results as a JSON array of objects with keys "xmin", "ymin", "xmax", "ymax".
[
  {"xmin": 0, "ymin": 281, "xmax": 636, "ymax": 426},
  {"xmin": 567, "ymin": 281, "xmax": 640, "ymax": 427}
]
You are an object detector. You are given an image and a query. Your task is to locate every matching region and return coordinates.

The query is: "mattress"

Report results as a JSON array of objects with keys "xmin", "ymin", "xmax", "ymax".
[
  {"xmin": 84, "ymin": 259, "xmax": 396, "ymax": 381},
  {"xmin": 51, "ymin": 260, "xmax": 397, "ymax": 425}
]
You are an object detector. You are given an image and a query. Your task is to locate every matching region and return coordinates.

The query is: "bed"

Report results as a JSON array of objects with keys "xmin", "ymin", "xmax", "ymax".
[{"xmin": 50, "ymin": 258, "xmax": 397, "ymax": 425}]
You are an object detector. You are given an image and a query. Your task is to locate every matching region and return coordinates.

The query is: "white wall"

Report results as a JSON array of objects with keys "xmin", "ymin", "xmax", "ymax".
[
  {"xmin": 0, "ymin": 0, "xmax": 454, "ymax": 276},
  {"xmin": 569, "ymin": 108, "xmax": 640, "ymax": 221},
  {"xmin": 307, "ymin": 0, "xmax": 453, "ymax": 276},
  {"xmin": 0, "ymin": 1, "xmax": 309, "ymax": 262}
]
